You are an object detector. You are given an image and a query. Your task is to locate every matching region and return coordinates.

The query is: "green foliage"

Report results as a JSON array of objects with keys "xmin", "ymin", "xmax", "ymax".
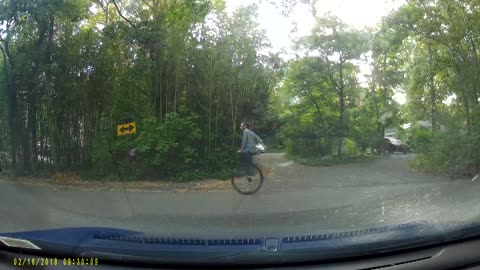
[
  {"xmin": 0, "ymin": 0, "xmax": 277, "ymax": 180},
  {"xmin": 281, "ymin": 15, "xmax": 371, "ymax": 158},
  {"xmin": 135, "ymin": 113, "xmax": 201, "ymax": 178},
  {"xmin": 409, "ymin": 127, "xmax": 434, "ymax": 153},
  {"xmin": 2, "ymin": 0, "xmax": 479, "ymax": 181},
  {"xmin": 89, "ymin": 112, "xmax": 239, "ymax": 182},
  {"xmin": 197, "ymin": 147, "xmax": 238, "ymax": 180},
  {"xmin": 343, "ymin": 139, "xmax": 360, "ymax": 156},
  {"xmin": 281, "ymin": 118, "xmax": 336, "ymax": 157},
  {"xmin": 410, "ymin": 132, "xmax": 480, "ymax": 177},
  {"xmin": 350, "ymin": 103, "xmax": 381, "ymax": 151},
  {"xmin": 90, "ymin": 135, "xmax": 115, "ymax": 176}
]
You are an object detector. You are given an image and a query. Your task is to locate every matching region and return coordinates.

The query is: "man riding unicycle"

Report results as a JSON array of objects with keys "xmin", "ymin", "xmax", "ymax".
[{"xmin": 232, "ymin": 123, "xmax": 266, "ymax": 194}]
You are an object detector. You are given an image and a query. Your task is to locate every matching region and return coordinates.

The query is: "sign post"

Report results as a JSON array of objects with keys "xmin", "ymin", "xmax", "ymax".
[{"xmin": 115, "ymin": 121, "xmax": 138, "ymax": 180}]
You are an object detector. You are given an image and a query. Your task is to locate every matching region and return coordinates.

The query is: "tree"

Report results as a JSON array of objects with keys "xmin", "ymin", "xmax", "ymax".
[
  {"xmin": 0, "ymin": 0, "xmax": 279, "ymax": 180},
  {"xmin": 370, "ymin": 21, "xmax": 406, "ymax": 137},
  {"xmin": 298, "ymin": 15, "xmax": 369, "ymax": 156},
  {"xmin": 389, "ymin": 0, "xmax": 480, "ymax": 135}
]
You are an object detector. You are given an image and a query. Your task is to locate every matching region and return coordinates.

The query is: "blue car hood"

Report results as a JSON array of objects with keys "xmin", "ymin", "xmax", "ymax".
[{"xmin": 0, "ymin": 222, "xmax": 478, "ymax": 265}]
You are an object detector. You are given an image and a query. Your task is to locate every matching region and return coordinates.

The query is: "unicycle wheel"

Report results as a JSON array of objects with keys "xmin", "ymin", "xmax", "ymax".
[{"xmin": 231, "ymin": 165, "xmax": 264, "ymax": 195}]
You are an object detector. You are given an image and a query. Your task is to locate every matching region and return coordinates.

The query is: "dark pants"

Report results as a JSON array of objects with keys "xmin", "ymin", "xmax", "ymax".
[{"xmin": 240, "ymin": 152, "xmax": 255, "ymax": 177}]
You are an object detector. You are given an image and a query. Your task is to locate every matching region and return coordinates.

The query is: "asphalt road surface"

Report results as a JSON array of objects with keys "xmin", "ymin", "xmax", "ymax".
[{"xmin": 1, "ymin": 153, "xmax": 479, "ymax": 238}]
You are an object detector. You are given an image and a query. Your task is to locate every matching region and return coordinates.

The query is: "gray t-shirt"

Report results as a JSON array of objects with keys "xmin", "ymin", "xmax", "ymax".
[{"xmin": 241, "ymin": 128, "xmax": 264, "ymax": 154}]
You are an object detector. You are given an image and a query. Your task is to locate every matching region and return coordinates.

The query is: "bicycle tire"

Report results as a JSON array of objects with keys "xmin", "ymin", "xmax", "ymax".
[{"xmin": 231, "ymin": 164, "xmax": 264, "ymax": 195}]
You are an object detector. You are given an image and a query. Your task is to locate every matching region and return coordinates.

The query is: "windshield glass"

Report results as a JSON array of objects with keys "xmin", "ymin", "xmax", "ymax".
[{"xmin": 1, "ymin": 0, "xmax": 480, "ymax": 265}]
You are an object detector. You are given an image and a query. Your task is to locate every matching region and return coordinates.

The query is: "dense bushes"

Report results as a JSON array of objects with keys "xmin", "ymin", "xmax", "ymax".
[
  {"xmin": 281, "ymin": 122, "xmax": 336, "ymax": 158},
  {"xmin": 406, "ymin": 126, "xmax": 480, "ymax": 177},
  {"xmin": 410, "ymin": 132, "xmax": 480, "ymax": 177},
  {"xmin": 279, "ymin": 106, "xmax": 380, "ymax": 160},
  {"xmin": 344, "ymin": 139, "xmax": 360, "ymax": 156},
  {"xmin": 408, "ymin": 128, "xmax": 434, "ymax": 153},
  {"xmin": 88, "ymin": 112, "xmax": 237, "ymax": 181},
  {"xmin": 136, "ymin": 113, "xmax": 201, "ymax": 176}
]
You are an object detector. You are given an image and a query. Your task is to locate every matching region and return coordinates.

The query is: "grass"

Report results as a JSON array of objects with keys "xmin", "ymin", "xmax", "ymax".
[{"xmin": 287, "ymin": 153, "xmax": 377, "ymax": 167}]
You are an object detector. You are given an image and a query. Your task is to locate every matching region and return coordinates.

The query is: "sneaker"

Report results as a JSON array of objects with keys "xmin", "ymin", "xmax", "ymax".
[{"xmin": 247, "ymin": 177, "xmax": 254, "ymax": 185}]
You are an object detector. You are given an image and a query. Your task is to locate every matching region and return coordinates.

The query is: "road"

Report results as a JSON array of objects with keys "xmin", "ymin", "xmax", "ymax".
[{"xmin": 1, "ymin": 153, "xmax": 480, "ymax": 238}]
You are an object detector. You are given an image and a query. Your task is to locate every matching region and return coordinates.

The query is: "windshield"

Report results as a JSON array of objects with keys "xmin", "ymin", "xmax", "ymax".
[{"xmin": 1, "ymin": 0, "xmax": 480, "ymax": 266}]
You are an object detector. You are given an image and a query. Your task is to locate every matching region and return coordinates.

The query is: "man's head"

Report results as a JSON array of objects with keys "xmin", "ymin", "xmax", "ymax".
[{"xmin": 240, "ymin": 122, "xmax": 249, "ymax": 131}]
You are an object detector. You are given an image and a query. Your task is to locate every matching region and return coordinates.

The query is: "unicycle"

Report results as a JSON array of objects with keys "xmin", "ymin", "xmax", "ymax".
[{"xmin": 231, "ymin": 152, "xmax": 264, "ymax": 195}]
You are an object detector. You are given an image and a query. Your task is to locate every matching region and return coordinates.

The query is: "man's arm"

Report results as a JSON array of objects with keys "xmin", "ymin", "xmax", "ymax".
[{"xmin": 240, "ymin": 131, "xmax": 247, "ymax": 151}]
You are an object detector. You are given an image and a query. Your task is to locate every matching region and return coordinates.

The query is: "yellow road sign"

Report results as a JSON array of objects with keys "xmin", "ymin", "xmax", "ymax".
[{"xmin": 117, "ymin": 122, "xmax": 136, "ymax": 136}]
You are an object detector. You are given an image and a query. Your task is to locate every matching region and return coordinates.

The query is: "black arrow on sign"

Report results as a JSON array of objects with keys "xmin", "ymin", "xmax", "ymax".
[{"xmin": 120, "ymin": 124, "xmax": 134, "ymax": 133}]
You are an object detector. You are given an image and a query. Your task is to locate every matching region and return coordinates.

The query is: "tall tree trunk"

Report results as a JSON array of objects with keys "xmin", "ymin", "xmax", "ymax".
[
  {"xmin": 159, "ymin": 59, "xmax": 163, "ymax": 121},
  {"xmin": 174, "ymin": 63, "xmax": 178, "ymax": 113},
  {"xmin": 165, "ymin": 64, "xmax": 169, "ymax": 115},
  {"xmin": 370, "ymin": 84, "xmax": 381, "ymax": 135},
  {"xmin": 463, "ymin": 90, "xmax": 472, "ymax": 136},
  {"xmin": 381, "ymin": 52, "xmax": 387, "ymax": 138},
  {"xmin": 234, "ymin": 102, "xmax": 238, "ymax": 146},
  {"xmin": 428, "ymin": 46, "xmax": 437, "ymax": 131},
  {"xmin": 337, "ymin": 60, "xmax": 345, "ymax": 157},
  {"xmin": 208, "ymin": 89, "xmax": 212, "ymax": 153},
  {"xmin": 230, "ymin": 87, "xmax": 235, "ymax": 147},
  {"xmin": 466, "ymin": 22, "xmax": 479, "ymax": 108},
  {"xmin": 15, "ymin": 104, "xmax": 25, "ymax": 171},
  {"xmin": 208, "ymin": 55, "xmax": 213, "ymax": 153},
  {"xmin": 26, "ymin": 96, "xmax": 37, "ymax": 172},
  {"xmin": 106, "ymin": 0, "xmax": 110, "ymax": 25},
  {"xmin": 456, "ymin": 64, "xmax": 472, "ymax": 135},
  {"xmin": 8, "ymin": 82, "xmax": 18, "ymax": 169},
  {"xmin": 0, "ymin": 44, "xmax": 18, "ymax": 169},
  {"xmin": 157, "ymin": 54, "xmax": 163, "ymax": 121},
  {"xmin": 153, "ymin": 65, "xmax": 158, "ymax": 117},
  {"xmin": 337, "ymin": 90, "xmax": 344, "ymax": 157},
  {"xmin": 215, "ymin": 95, "xmax": 219, "ymax": 148}
]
